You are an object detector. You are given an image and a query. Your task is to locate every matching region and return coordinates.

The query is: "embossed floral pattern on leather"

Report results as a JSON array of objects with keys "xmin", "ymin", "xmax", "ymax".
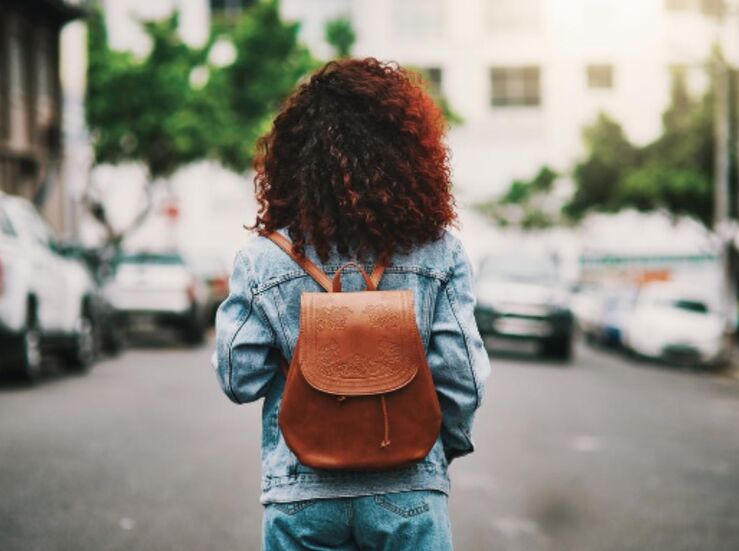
[
  {"xmin": 299, "ymin": 289, "xmax": 422, "ymax": 395},
  {"xmin": 314, "ymin": 305, "xmax": 353, "ymax": 331},
  {"xmin": 317, "ymin": 337, "xmax": 404, "ymax": 379},
  {"xmin": 363, "ymin": 304, "xmax": 403, "ymax": 328}
]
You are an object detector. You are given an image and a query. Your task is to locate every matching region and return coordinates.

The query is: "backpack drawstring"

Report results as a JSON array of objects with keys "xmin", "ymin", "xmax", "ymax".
[{"xmin": 380, "ymin": 395, "xmax": 391, "ymax": 448}]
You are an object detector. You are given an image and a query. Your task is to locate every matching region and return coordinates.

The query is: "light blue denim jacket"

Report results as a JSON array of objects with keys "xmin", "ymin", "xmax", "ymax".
[{"xmin": 212, "ymin": 229, "xmax": 490, "ymax": 504}]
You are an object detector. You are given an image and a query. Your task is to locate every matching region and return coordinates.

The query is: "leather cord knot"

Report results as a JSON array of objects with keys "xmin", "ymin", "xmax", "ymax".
[{"xmin": 379, "ymin": 395, "xmax": 391, "ymax": 448}]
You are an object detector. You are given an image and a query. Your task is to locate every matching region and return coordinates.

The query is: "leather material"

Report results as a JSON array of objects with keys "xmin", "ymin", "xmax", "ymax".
[
  {"xmin": 299, "ymin": 289, "xmax": 421, "ymax": 396},
  {"xmin": 267, "ymin": 231, "xmax": 333, "ymax": 292},
  {"xmin": 266, "ymin": 233, "xmax": 386, "ymax": 291},
  {"xmin": 280, "ymin": 344, "xmax": 442, "ymax": 470},
  {"xmin": 266, "ymin": 232, "xmax": 442, "ymax": 471}
]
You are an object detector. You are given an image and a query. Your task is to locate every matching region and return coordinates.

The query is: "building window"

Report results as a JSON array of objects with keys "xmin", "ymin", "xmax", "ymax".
[
  {"xmin": 36, "ymin": 29, "xmax": 53, "ymax": 104},
  {"xmin": 665, "ymin": 0, "xmax": 691, "ymax": 10},
  {"xmin": 8, "ymin": 15, "xmax": 32, "ymax": 149},
  {"xmin": 419, "ymin": 67, "xmax": 442, "ymax": 96},
  {"xmin": 490, "ymin": 66, "xmax": 541, "ymax": 107},
  {"xmin": 587, "ymin": 64, "xmax": 613, "ymax": 89},
  {"xmin": 209, "ymin": 0, "xmax": 255, "ymax": 19},
  {"xmin": 665, "ymin": 0, "xmax": 722, "ymax": 14},
  {"xmin": 393, "ymin": 0, "xmax": 444, "ymax": 40},
  {"xmin": 700, "ymin": 0, "xmax": 726, "ymax": 16},
  {"xmin": 486, "ymin": 0, "xmax": 542, "ymax": 31}
]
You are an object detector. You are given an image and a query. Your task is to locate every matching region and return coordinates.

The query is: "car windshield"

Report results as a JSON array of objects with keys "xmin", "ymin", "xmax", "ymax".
[
  {"xmin": 5, "ymin": 200, "xmax": 54, "ymax": 245},
  {"xmin": 654, "ymin": 298, "xmax": 710, "ymax": 314},
  {"xmin": 115, "ymin": 253, "xmax": 185, "ymax": 268},
  {"xmin": 479, "ymin": 254, "xmax": 559, "ymax": 284},
  {"xmin": 0, "ymin": 203, "xmax": 17, "ymax": 237},
  {"xmin": 642, "ymin": 293, "xmax": 711, "ymax": 314}
]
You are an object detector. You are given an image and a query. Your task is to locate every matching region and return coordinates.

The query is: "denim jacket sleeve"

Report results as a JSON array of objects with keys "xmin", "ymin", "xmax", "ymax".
[
  {"xmin": 427, "ymin": 238, "xmax": 491, "ymax": 462},
  {"xmin": 212, "ymin": 249, "xmax": 279, "ymax": 404}
]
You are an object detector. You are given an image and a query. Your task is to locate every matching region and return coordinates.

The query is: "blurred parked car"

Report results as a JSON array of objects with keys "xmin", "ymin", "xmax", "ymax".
[
  {"xmin": 474, "ymin": 253, "xmax": 575, "ymax": 360},
  {"xmin": 570, "ymin": 283, "xmax": 603, "ymax": 341},
  {"xmin": 55, "ymin": 242, "xmax": 125, "ymax": 355},
  {"xmin": 104, "ymin": 252, "xmax": 208, "ymax": 344},
  {"xmin": 187, "ymin": 254, "xmax": 229, "ymax": 324},
  {"xmin": 622, "ymin": 283, "xmax": 730, "ymax": 367},
  {"xmin": 572, "ymin": 284, "xmax": 638, "ymax": 349},
  {"xmin": 598, "ymin": 287, "xmax": 638, "ymax": 348},
  {"xmin": 0, "ymin": 192, "xmax": 98, "ymax": 379}
]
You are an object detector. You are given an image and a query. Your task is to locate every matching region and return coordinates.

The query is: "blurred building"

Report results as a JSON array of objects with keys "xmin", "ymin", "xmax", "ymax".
[
  {"xmin": 577, "ymin": 210, "xmax": 721, "ymax": 287},
  {"xmin": 0, "ymin": 0, "xmax": 85, "ymax": 232},
  {"xmin": 104, "ymin": 0, "xmax": 724, "ymax": 204},
  {"xmin": 279, "ymin": 0, "xmax": 725, "ymax": 201}
]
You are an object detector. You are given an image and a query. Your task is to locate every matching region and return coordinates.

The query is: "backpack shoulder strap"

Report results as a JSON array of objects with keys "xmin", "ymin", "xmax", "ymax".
[
  {"xmin": 265, "ymin": 232, "xmax": 333, "ymax": 292},
  {"xmin": 265, "ymin": 231, "xmax": 387, "ymax": 291},
  {"xmin": 369, "ymin": 261, "xmax": 385, "ymax": 288}
]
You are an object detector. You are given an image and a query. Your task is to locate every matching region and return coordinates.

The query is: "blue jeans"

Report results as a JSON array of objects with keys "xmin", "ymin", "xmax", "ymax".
[{"xmin": 263, "ymin": 490, "xmax": 453, "ymax": 550}]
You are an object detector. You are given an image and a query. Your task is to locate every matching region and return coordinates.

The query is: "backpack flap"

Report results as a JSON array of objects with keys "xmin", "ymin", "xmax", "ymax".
[{"xmin": 298, "ymin": 289, "xmax": 423, "ymax": 396}]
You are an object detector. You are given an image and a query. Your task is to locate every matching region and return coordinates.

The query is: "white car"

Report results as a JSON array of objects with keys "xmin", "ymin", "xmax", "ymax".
[
  {"xmin": 474, "ymin": 253, "xmax": 575, "ymax": 360},
  {"xmin": 0, "ymin": 193, "xmax": 97, "ymax": 379},
  {"xmin": 622, "ymin": 283, "xmax": 730, "ymax": 367},
  {"xmin": 103, "ymin": 252, "xmax": 208, "ymax": 344}
]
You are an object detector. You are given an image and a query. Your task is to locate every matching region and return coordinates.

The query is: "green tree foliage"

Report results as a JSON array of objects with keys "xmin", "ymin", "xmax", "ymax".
[
  {"xmin": 500, "ymin": 165, "xmax": 557, "ymax": 204},
  {"xmin": 217, "ymin": 1, "xmax": 318, "ymax": 171},
  {"xmin": 562, "ymin": 113, "xmax": 639, "ymax": 220},
  {"xmin": 475, "ymin": 166, "xmax": 559, "ymax": 229},
  {"xmin": 325, "ymin": 16, "xmax": 356, "ymax": 58},
  {"xmin": 86, "ymin": 9, "xmax": 206, "ymax": 179},
  {"xmin": 430, "ymin": 92, "xmax": 464, "ymax": 127},
  {"xmin": 563, "ymin": 69, "xmax": 715, "ymax": 226},
  {"xmin": 85, "ymin": 0, "xmax": 316, "ymax": 242},
  {"xmin": 617, "ymin": 166, "xmax": 711, "ymax": 221},
  {"xmin": 478, "ymin": 69, "xmax": 715, "ymax": 230}
]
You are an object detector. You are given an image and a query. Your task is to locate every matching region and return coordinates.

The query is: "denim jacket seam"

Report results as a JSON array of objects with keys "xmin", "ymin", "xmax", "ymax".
[
  {"xmin": 252, "ymin": 293, "xmax": 278, "ymax": 347},
  {"xmin": 420, "ymin": 284, "xmax": 435, "ymax": 348},
  {"xmin": 225, "ymin": 251, "xmax": 253, "ymax": 405},
  {"xmin": 262, "ymin": 461, "xmax": 446, "ymax": 486},
  {"xmin": 384, "ymin": 266, "xmax": 449, "ymax": 281},
  {"xmin": 253, "ymin": 270, "xmax": 307, "ymax": 294},
  {"xmin": 445, "ymin": 269, "xmax": 481, "ymax": 411},
  {"xmin": 272, "ymin": 292, "xmax": 293, "ymax": 356},
  {"xmin": 253, "ymin": 265, "xmax": 450, "ymax": 294}
]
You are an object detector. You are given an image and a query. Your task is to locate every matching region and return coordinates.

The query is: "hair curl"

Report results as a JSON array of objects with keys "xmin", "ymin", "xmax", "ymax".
[{"xmin": 250, "ymin": 57, "xmax": 456, "ymax": 262}]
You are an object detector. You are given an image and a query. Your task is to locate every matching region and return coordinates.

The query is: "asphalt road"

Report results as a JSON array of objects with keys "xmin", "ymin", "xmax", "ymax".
[{"xmin": 1, "ymin": 335, "xmax": 738, "ymax": 551}]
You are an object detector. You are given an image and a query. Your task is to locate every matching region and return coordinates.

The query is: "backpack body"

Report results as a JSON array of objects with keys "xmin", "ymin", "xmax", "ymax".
[{"xmin": 268, "ymin": 233, "xmax": 442, "ymax": 471}]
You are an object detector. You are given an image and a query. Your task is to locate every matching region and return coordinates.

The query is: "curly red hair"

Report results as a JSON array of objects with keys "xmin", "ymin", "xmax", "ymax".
[{"xmin": 250, "ymin": 58, "xmax": 456, "ymax": 262}]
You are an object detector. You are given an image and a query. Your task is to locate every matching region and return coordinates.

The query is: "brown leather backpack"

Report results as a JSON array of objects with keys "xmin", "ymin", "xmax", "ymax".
[{"xmin": 267, "ymin": 232, "xmax": 442, "ymax": 470}]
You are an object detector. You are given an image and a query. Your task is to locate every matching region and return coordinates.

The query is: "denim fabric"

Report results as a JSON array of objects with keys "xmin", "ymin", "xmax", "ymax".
[
  {"xmin": 263, "ymin": 490, "xmax": 452, "ymax": 551},
  {"xmin": 212, "ymin": 229, "xmax": 490, "ymax": 504}
]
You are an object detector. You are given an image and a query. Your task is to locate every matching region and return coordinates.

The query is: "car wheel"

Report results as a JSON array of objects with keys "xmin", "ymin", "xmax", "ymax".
[
  {"xmin": 625, "ymin": 346, "xmax": 646, "ymax": 365},
  {"xmin": 541, "ymin": 335, "xmax": 573, "ymax": 362},
  {"xmin": 66, "ymin": 310, "xmax": 96, "ymax": 371},
  {"xmin": 102, "ymin": 329, "xmax": 124, "ymax": 356},
  {"xmin": 181, "ymin": 313, "xmax": 205, "ymax": 346},
  {"xmin": 16, "ymin": 311, "xmax": 43, "ymax": 381},
  {"xmin": 101, "ymin": 315, "xmax": 125, "ymax": 356}
]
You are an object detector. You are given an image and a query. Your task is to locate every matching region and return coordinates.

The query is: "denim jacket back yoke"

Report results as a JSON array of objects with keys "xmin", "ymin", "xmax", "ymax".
[{"xmin": 212, "ymin": 229, "xmax": 491, "ymax": 504}]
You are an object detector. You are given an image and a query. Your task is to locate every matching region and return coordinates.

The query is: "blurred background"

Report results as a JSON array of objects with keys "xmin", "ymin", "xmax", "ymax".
[{"xmin": 1, "ymin": 0, "xmax": 739, "ymax": 550}]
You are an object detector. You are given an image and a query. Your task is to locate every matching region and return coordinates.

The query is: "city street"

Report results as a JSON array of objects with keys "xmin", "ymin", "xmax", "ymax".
[{"xmin": 1, "ymin": 336, "xmax": 738, "ymax": 551}]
